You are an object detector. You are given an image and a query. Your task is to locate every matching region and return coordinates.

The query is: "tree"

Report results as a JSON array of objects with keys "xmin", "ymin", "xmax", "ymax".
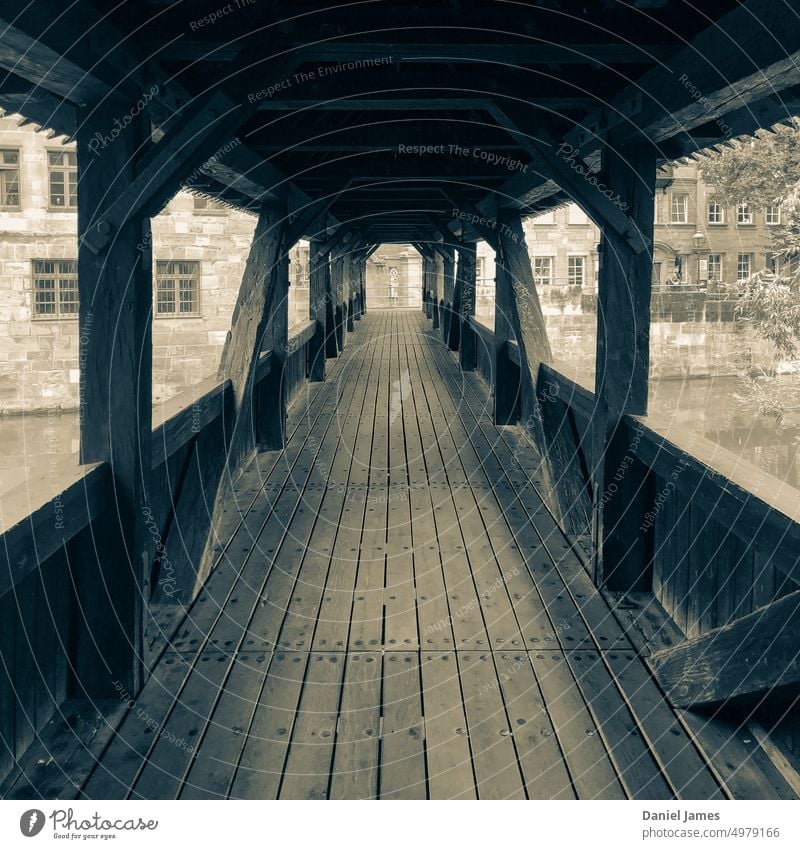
[{"xmin": 699, "ymin": 121, "xmax": 800, "ymax": 420}]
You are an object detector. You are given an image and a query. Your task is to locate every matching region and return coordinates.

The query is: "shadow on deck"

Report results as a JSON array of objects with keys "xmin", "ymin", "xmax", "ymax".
[{"xmin": 5, "ymin": 312, "xmax": 796, "ymax": 800}]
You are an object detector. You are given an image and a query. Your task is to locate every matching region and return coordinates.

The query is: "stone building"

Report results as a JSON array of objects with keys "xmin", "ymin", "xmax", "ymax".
[
  {"xmin": 365, "ymin": 244, "xmax": 422, "ymax": 308},
  {"xmin": 0, "ymin": 117, "xmax": 309, "ymax": 412}
]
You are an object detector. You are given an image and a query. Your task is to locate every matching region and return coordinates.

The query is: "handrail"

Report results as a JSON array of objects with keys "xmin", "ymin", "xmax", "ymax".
[
  {"xmin": 628, "ymin": 411, "xmax": 800, "ymax": 583},
  {"xmin": 287, "ymin": 319, "xmax": 316, "ymax": 353},
  {"xmin": 254, "ymin": 349, "xmax": 273, "ymax": 384},
  {"xmin": 0, "ymin": 460, "xmax": 110, "ymax": 597},
  {"xmin": 467, "ymin": 315, "xmax": 495, "ymax": 346},
  {"xmin": 151, "ymin": 375, "xmax": 232, "ymax": 469}
]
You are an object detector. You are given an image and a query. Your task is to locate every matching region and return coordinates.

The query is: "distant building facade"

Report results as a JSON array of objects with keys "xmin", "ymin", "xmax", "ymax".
[
  {"xmin": 365, "ymin": 245, "xmax": 422, "ymax": 309},
  {"xmin": 0, "ymin": 118, "xmax": 309, "ymax": 412}
]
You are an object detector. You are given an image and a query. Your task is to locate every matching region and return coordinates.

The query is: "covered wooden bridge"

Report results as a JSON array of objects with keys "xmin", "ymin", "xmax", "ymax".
[{"xmin": 2, "ymin": 0, "xmax": 800, "ymax": 800}]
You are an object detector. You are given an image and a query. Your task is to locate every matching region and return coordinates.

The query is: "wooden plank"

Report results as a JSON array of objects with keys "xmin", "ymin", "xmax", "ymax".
[
  {"xmin": 81, "ymin": 653, "xmax": 192, "ymax": 799},
  {"xmin": 420, "ymin": 651, "xmax": 476, "ymax": 799},
  {"xmin": 329, "ymin": 653, "xmax": 381, "ymax": 799},
  {"xmin": 604, "ymin": 651, "xmax": 724, "ymax": 799},
  {"xmin": 129, "ymin": 651, "xmax": 233, "ymax": 799},
  {"xmin": 679, "ymin": 709, "xmax": 797, "ymax": 800},
  {"xmin": 380, "ymin": 651, "xmax": 426, "ymax": 799},
  {"xmin": 650, "ymin": 588, "xmax": 800, "ymax": 708},
  {"xmin": 563, "ymin": 650, "xmax": 673, "ymax": 799},
  {"xmin": 180, "ymin": 652, "xmax": 272, "ymax": 799},
  {"xmin": 531, "ymin": 651, "xmax": 626, "ymax": 799},
  {"xmin": 228, "ymin": 652, "xmax": 309, "ymax": 799},
  {"xmin": 279, "ymin": 653, "xmax": 345, "ymax": 799},
  {"xmin": 494, "ymin": 651, "xmax": 575, "ymax": 799},
  {"xmin": 458, "ymin": 652, "xmax": 525, "ymax": 799}
]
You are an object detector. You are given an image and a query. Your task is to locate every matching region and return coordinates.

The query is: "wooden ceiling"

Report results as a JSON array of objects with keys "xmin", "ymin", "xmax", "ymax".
[{"xmin": 2, "ymin": 0, "xmax": 800, "ymax": 243}]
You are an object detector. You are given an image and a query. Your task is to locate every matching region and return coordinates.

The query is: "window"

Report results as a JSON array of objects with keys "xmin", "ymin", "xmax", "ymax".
[
  {"xmin": 155, "ymin": 260, "xmax": 201, "ymax": 316},
  {"xmin": 0, "ymin": 148, "xmax": 21, "ymax": 209},
  {"xmin": 707, "ymin": 200, "xmax": 724, "ymax": 224},
  {"xmin": 737, "ymin": 253, "xmax": 752, "ymax": 280},
  {"xmin": 737, "ymin": 202, "xmax": 753, "ymax": 225},
  {"xmin": 567, "ymin": 256, "xmax": 585, "ymax": 286},
  {"xmin": 767, "ymin": 253, "xmax": 780, "ymax": 275},
  {"xmin": 476, "ymin": 257, "xmax": 486, "ymax": 282},
  {"xmin": 707, "ymin": 254, "xmax": 722, "ymax": 280},
  {"xmin": 48, "ymin": 150, "xmax": 77, "ymax": 209},
  {"xmin": 533, "ymin": 256, "xmax": 553, "ymax": 286},
  {"xmin": 671, "ymin": 192, "xmax": 689, "ymax": 224},
  {"xmin": 32, "ymin": 260, "xmax": 79, "ymax": 318},
  {"xmin": 193, "ymin": 194, "xmax": 227, "ymax": 214},
  {"xmin": 766, "ymin": 205, "xmax": 781, "ymax": 225}
]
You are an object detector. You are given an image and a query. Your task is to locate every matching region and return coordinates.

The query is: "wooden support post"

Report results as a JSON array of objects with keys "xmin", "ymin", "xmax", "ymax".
[
  {"xmin": 447, "ymin": 246, "xmax": 463, "ymax": 352},
  {"xmin": 325, "ymin": 264, "xmax": 339, "ymax": 358},
  {"xmin": 493, "ymin": 246, "xmax": 519, "ymax": 424},
  {"xmin": 423, "ymin": 257, "xmax": 433, "ymax": 318},
  {"xmin": 355, "ymin": 255, "xmax": 366, "ymax": 321},
  {"xmin": 441, "ymin": 246, "xmax": 455, "ymax": 344},
  {"xmin": 458, "ymin": 243, "xmax": 478, "ymax": 370},
  {"xmin": 75, "ymin": 104, "xmax": 152, "ymax": 696},
  {"xmin": 493, "ymin": 210, "xmax": 551, "ymax": 426},
  {"xmin": 331, "ymin": 254, "xmax": 345, "ymax": 353},
  {"xmin": 257, "ymin": 250, "xmax": 289, "ymax": 450},
  {"xmin": 345, "ymin": 254, "xmax": 355, "ymax": 331},
  {"xmin": 218, "ymin": 201, "xmax": 288, "ymax": 470},
  {"xmin": 308, "ymin": 240, "xmax": 328, "ymax": 381},
  {"xmin": 592, "ymin": 139, "xmax": 656, "ymax": 591},
  {"xmin": 360, "ymin": 256, "xmax": 367, "ymax": 315},
  {"xmin": 432, "ymin": 252, "xmax": 443, "ymax": 330}
]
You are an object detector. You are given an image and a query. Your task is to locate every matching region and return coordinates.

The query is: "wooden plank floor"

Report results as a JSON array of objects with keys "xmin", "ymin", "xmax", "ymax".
[{"xmin": 71, "ymin": 311, "xmax": 770, "ymax": 800}]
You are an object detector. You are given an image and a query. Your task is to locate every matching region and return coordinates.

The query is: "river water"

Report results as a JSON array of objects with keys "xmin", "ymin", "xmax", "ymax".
[{"xmin": 1, "ymin": 375, "xmax": 797, "ymax": 497}]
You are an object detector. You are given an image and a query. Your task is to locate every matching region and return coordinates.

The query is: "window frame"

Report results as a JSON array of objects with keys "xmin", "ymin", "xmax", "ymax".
[
  {"xmin": 0, "ymin": 147, "xmax": 21, "ymax": 210},
  {"xmin": 707, "ymin": 200, "xmax": 725, "ymax": 225},
  {"xmin": 766, "ymin": 205, "xmax": 781, "ymax": 226},
  {"xmin": 736, "ymin": 202, "xmax": 754, "ymax": 225},
  {"xmin": 154, "ymin": 259, "xmax": 202, "ymax": 318},
  {"xmin": 567, "ymin": 255, "xmax": 586, "ymax": 286},
  {"xmin": 31, "ymin": 259, "xmax": 79, "ymax": 320},
  {"xmin": 532, "ymin": 256, "xmax": 554, "ymax": 286},
  {"xmin": 670, "ymin": 192, "xmax": 689, "ymax": 224},
  {"xmin": 46, "ymin": 149, "xmax": 78, "ymax": 211},
  {"xmin": 707, "ymin": 253, "xmax": 722, "ymax": 280},
  {"xmin": 736, "ymin": 253, "xmax": 753, "ymax": 280}
]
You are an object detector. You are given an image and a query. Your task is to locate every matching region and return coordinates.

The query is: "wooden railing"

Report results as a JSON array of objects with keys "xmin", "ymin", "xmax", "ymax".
[
  {"xmin": 451, "ymin": 314, "xmax": 800, "ymax": 757},
  {"xmin": 0, "ymin": 319, "xmax": 320, "ymax": 786}
]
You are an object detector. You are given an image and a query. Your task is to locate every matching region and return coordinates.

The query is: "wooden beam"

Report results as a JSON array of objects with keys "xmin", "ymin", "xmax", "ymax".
[
  {"xmin": 82, "ymin": 90, "xmax": 256, "ymax": 254},
  {"xmin": 493, "ymin": 209, "xmax": 551, "ymax": 426},
  {"xmin": 75, "ymin": 103, "xmax": 152, "ymax": 696},
  {"xmin": 488, "ymin": 105, "xmax": 648, "ymax": 253},
  {"xmin": 603, "ymin": 0, "xmax": 800, "ymax": 145},
  {"xmin": 592, "ymin": 138, "xmax": 657, "ymax": 592},
  {"xmin": 217, "ymin": 201, "xmax": 288, "ymax": 468},
  {"xmin": 256, "ymin": 97, "xmax": 596, "ymax": 112},
  {"xmin": 0, "ymin": 1, "xmax": 143, "ymax": 105},
  {"xmin": 308, "ymin": 241, "xmax": 328, "ymax": 382},
  {"xmin": 300, "ymin": 42, "xmax": 673, "ymax": 66},
  {"xmin": 257, "ymin": 251, "xmax": 289, "ymax": 451},
  {"xmin": 458, "ymin": 243, "xmax": 478, "ymax": 371},
  {"xmin": 650, "ymin": 589, "xmax": 800, "ymax": 708}
]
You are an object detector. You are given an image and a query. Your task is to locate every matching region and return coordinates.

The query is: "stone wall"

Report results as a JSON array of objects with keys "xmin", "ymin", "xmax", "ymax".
[{"xmin": 0, "ymin": 118, "xmax": 313, "ymax": 412}]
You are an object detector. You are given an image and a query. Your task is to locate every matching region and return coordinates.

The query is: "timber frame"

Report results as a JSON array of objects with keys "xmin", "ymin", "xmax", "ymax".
[{"xmin": 3, "ymin": 0, "xmax": 800, "ymax": 792}]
